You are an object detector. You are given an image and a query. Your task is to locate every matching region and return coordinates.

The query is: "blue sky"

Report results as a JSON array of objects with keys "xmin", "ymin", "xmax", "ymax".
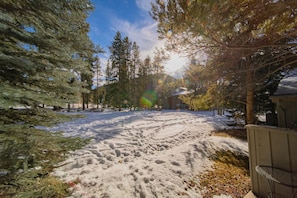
[{"xmin": 87, "ymin": 0, "xmax": 188, "ymax": 74}]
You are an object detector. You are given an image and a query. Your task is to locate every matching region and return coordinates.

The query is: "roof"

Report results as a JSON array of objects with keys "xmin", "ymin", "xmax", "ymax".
[
  {"xmin": 273, "ymin": 75, "xmax": 297, "ymax": 96},
  {"xmin": 171, "ymin": 87, "xmax": 194, "ymax": 96}
]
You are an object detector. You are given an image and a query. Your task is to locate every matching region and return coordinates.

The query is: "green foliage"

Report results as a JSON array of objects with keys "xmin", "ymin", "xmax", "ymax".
[
  {"xmin": 0, "ymin": 109, "xmax": 87, "ymax": 172},
  {"xmin": 104, "ymin": 72, "xmax": 178, "ymax": 109},
  {"xmin": 1, "ymin": 1, "xmax": 95, "ymax": 197},
  {"xmin": 1, "ymin": 0, "xmax": 95, "ymax": 109},
  {"xmin": 108, "ymin": 32, "xmax": 131, "ymax": 109},
  {"xmin": 180, "ymin": 84, "xmax": 222, "ymax": 111},
  {"xmin": 0, "ymin": 108, "xmax": 89, "ymax": 197},
  {"xmin": 1, "ymin": 171, "xmax": 71, "ymax": 198},
  {"xmin": 0, "ymin": 108, "xmax": 82, "ymax": 126},
  {"xmin": 105, "ymin": 31, "xmax": 171, "ymax": 109},
  {"xmin": 151, "ymin": 0, "xmax": 297, "ymax": 50}
]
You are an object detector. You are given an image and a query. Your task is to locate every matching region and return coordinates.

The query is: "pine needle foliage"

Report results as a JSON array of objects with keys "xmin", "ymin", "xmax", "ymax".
[
  {"xmin": 1, "ymin": 0, "xmax": 95, "ymax": 108},
  {"xmin": 0, "ymin": 108, "xmax": 89, "ymax": 197},
  {"xmin": 1, "ymin": 0, "xmax": 94, "ymax": 196},
  {"xmin": 151, "ymin": 0, "xmax": 297, "ymax": 123},
  {"xmin": 1, "ymin": 171, "xmax": 71, "ymax": 198}
]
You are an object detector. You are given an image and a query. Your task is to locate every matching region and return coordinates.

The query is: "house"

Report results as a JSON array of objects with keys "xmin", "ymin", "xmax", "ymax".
[
  {"xmin": 270, "ymin": 74, "xmax": 297, "ymax": 129},
  {"xmin": 167, "ymin": 87, "xmax": 193, "ymax": 109},
  {"xmin": 246, "ymin": 72, "xmax": 297, "ymax": 197}
]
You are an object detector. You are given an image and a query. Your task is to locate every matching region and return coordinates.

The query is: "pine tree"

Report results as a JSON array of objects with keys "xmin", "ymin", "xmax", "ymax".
[
  {"xmin": 105, "ymin": 60, "xmax": 112, "ymax": 84},
  {"xmin": 92, "ymin": 56, "xmax": 102, "ymax": 108},
  {"xmin": 121, "ymin": 36, "xmax": 131, "ymax": 108},
  {"xmin": 138, "ymin": 56, "xmax": 154, "ymax": 108},
  {"xmin": 108, "ymin": 32, "xmax": 133, "ymax": 110},
  {"xmin": 151, "ymin": 0, "xmax": 297, "ymax": 123},
  {"xmin": 81, "ymin": 53, "xmax": 97, "ymax": 110},
  {"xmin": 108, "ymin": 31, "xmax": 122, "ymax": 109},
  {"xmin": 1, "ymin": 0, "xmax": 95, "ymax": 108},
  {"xmin": 0, "ymin": 1, "xmax": 95, "ymax": 194},
  {"xmin": 129, "ymin": 42, "xmax": 141, "ymax": 109}
]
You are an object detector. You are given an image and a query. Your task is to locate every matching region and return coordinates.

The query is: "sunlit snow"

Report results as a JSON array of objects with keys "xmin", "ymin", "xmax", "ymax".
[{"xmin": 45, "ymin": 110, "xmax": 247, "ymax": 198}]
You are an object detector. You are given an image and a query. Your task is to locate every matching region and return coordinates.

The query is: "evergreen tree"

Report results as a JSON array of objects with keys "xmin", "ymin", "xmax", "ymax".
[
  {"xmin": 152, "ymin": 52, "xmax": 166, "ymax": 108},
  {"xmin": 109, "ymin": 31, "xmax": 124, "ymax": 109},
  {"xmin": 93, "ymin": 56, "xmax": 102, "ymax": 108},
  {"xmin": 105, "ymin": 60, "xmax": 113, "ymax": 84},
  {"xmin": 121, "ymin": 36, "xmax": 132, "ymax": 108},
  {"xmin": 0, "ymin": 1, "xmax": 95, "ymax": 194},
  {"xmin": 81, "ymin": 61, "xmax": 93, "ymax": 110},
  {"xmin": 1, "ymin": 0, "xmax": 95, "ymax": 108},
  {"xmin": 82, "ymin": 45, "xmax": 104, "ymax": 110},
  {"xmin": 129, "ymin": 42, "xmax": 142, "ymax": 109},
  {"xmin": 108, "ymin": 32, "xmax": 134, "ymax": 110},
  {"xmin": 104, "ymin": 59, "xmax": 117, "ymax": 107},
  {"xmin": 105, "ymin": 32, "xmax": 170, "ymax": 110},
  {"xmin": 138, "ymin": 56, "xmax": 154, "ymax": 108}
]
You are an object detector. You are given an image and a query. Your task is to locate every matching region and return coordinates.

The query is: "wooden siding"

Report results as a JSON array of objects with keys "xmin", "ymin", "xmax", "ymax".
[
  {"xmin": 167, "ymin": 95, "xmax": 188, "ymax": 109},
  {"xmin": 271, "ymin": 96, "xmax": 297, "ymax": 129},
  {"xmin": 246, "ymin": 125, "xmax": 297, "ymax": 197}
]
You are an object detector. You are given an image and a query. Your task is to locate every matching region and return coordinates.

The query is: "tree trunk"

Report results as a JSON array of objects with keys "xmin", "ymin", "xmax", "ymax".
[
  {"xmin": 82, "ymin": 93, "xmax": 85, "ymax": 110},
  {"xmin": 246, "ymin": 69, "xmax": 254, "ymax": 124}
]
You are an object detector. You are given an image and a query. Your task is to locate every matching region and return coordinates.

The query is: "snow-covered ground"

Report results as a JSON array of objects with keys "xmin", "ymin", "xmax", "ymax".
[{"xmin": 46, "ymin": 110, "xmax": 248, "ymax": 198}]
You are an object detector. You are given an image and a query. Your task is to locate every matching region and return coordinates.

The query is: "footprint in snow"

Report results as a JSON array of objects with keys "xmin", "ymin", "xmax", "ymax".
[
  {"xmin": 155, "ymin": 160, "xmax": 166, "ymax": 164},
  {"xmin": 171, "ymin": 161, "xmax": 180, "ymax": 166}
]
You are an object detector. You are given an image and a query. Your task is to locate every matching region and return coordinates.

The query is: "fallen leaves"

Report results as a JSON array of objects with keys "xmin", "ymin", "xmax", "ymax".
[
  {"xmin": 199, "ymin": 159, "xmax": 251, "ymax": 198},
  {"xmin": 184, "ymin": 129, "xmax": 251, "ymax": 198}
]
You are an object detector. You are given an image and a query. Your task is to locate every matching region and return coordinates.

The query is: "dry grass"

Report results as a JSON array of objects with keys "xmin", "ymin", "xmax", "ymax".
[
  {"xmin": 201, "ymin": 129, "xmax": 250, "ymax": 197},
  {"xmin": 183, "ymin": 129, "xmax": 251, "ymax": 198},
  {"xmin": 199, "ymin": 150, "xmax": 251, "ymax": 198},
  {"xmin": 212, "ymin": 128, "xmax": 247, "ymax": 141}
]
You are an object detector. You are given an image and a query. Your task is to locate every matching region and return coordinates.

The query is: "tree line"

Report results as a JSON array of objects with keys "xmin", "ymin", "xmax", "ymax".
[{"xmin": 85, "ymin": 31, "xmax": 180, "ymax": 111}]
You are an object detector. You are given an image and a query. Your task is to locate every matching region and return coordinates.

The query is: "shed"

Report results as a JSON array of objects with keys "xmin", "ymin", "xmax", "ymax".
[
  {"xmin": 270, "ymin": 73, "xmax": 297, "ymax": 129},
  {"xmin": 167, "ymin": 87, "xmax": 193, "ymax": 109}
]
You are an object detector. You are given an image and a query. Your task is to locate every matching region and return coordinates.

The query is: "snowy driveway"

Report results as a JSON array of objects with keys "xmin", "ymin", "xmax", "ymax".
[{"xmin": 49, "ymin": 110, "xmax": 248, "ymax": 198}]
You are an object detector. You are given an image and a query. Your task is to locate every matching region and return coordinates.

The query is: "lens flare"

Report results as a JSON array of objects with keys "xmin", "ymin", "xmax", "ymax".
[{"xmin": 140, "ymin": 90, "xmax": 157, "ymax": 108}]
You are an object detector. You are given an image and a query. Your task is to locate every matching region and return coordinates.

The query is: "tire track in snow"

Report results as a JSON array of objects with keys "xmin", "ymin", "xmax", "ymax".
[{"xmin": 50, "ymin": 110, "xmax": 247, "ymax": 198}]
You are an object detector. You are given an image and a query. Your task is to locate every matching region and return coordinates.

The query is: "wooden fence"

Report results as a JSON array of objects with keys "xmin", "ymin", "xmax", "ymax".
[{"xmin": 246, "ymin": 125, "xmax": 297, "ymax": 197}]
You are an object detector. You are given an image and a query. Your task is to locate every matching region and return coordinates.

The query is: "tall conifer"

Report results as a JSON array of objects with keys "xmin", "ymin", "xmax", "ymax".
[
  {"xmin": 1, "ymin": 0, "xmax": 95, "ymax": 108},
  {"xmin": 0, "ymin": 1, "xmax": 95, "ymax": 192}
]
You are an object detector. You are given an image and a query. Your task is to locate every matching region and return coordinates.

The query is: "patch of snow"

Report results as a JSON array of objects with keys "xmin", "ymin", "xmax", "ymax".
[{"xmin": 45, "ymin": 110, "xmax": 247, "ymax": 198}]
